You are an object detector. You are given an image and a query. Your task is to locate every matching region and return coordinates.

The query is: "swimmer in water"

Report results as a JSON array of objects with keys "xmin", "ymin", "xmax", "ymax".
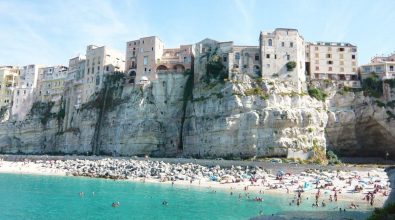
[{"xmin": 162, "ymin": 200, "xmax": 168, "ymax": 206}]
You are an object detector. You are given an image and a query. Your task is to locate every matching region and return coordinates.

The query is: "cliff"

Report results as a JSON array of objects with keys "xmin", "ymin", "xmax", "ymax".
[{"xmin": 0, "ymin": 72, "xmax": 394, "ymax": 160}]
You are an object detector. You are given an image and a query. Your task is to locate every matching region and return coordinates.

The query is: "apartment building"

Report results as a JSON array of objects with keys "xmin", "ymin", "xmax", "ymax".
[
  {"xmin": 82, "ymin": 45, "xmax": 125, "ymax": 103},
  {"xmin": 12, "ymin": 64, "xmax": 42, "ymax": 120},
  {"xmin": 360, "ymin": 53, "xmax": 395, "ymax": 80},
  {"xmin": 125, "ymin": 36, "xmax": 193, "ymax": 83},
  {"xmin": 36, "ymin": 66, "xmax": 68, "ymax": 102},
  {"xmin": 0, "ymin": 66, "xmax": 19, "ymax": 108},
  {"xmin": 306, "ymin": 42, "xmax": 359, "ymax": 87},
  {"xmin": 259, "ymin": 28, "xmax": 306, "ymax": 91},
  {"xmin": 64, "ymin": 55, "xmax": 86, "ymax": 128}
]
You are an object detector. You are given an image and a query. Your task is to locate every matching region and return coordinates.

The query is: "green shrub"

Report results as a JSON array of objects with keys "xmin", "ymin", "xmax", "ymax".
[
  {"xmin": 326, "ymin": 150, "xmax": 341, "ymax": 165},
  {"xmin": 376, "ymin": 100, "xmax": 386, "ymax": 107},
  {"xmin": 286, "ymin": 61, "xmax": 297, "ymax": 71},
  {"xmin": 308, "ymin": 87, "xmax": 327, "ymax": 101},
  {"xmin": 362, "ymin": 75, "xmax": 383, "ymax": 98},
  {"xmin": 244, "ymin": 87, "xmax": 269, "ymax": 100},
  {"xmin": 384, "ymin": 79, "xmax": 395, "ymax": 88},
  {"xmin": 203, "ymin": 54, "xmax": 227, "ymax": 83},
  {"xmin": 307, "ymin": 127, "xmax": 313, "ymax": 133}
]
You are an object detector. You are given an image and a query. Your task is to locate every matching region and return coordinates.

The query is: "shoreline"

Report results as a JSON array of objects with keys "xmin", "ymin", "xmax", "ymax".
[{"xmin": 0, "ymin": 156, "xmax": 393, "ymax": 210}]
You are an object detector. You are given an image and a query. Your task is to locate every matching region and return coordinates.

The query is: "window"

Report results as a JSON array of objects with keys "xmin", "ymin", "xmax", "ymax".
[
  {"xmin": 390, "ymin": 66, "xmax": 394, "ymax": 71},
  {"xmin": 315, "ymin": 46, "xmax": 318, "ymax": 51},
  {"xmin": 328, "ymin": 67, "xmax": 332, "ymax": 71},
  {"xmin": 328, "ymin": 47, "xmax": 332, "ymax": 51},
  {"xmin": 352, "ymin": 61, "xmax": 356, "ymax": 66},
  {"xmin": 327, "ymin": 61, "xmax": 333, "ymax": 65},
  {"xmin": 97, "ymin": 66, "xmax": 100, "ymax": 71},
  {"xmin": 287, "ymin": 55, "xmax": 290, "ymax": 60},
  {"xmin": 326, "ymin": 54, "xmax": 331, "ymax": 58},
  {"xmin": 352, "ymin": 48, "xmax": 357, "ymax": 52},
  {"xmin": 268, "ymin": 39, "xmax": 272, "ymax": 46},
  {"xmin": 24, "ymin": 90, "xmax": 26, "ymax": 95},
  {"xmin": 290, "ymin": 42, "xmax": 294, "ymax": 47},
  {"xmin": 255, "ymin": 54, "xmax": 259, "ymax": 61},
  {"xmin": 106, "ymin": 66, "xmax": 109, "ymax": 71},
  {"xmin": 352, "ymin": 68, "xmax": 356, "ymax": 72},
  {"xmin": 315, "ymin": 60, "xmax": 319, "ymax": 64},
  {"xmin": 243, "ymin": 65, "xmax": 247, "ymax": 68},
  {"xmin": 266, "ymin": 64, "xmax": 270, "ymax": 68},
  {"xmin": 96, "ymin": 76, "xmax": 100, "ymax": 85},
  {"xmin": 340, "ymin": 61, "xmax": 344, "ymax": 65},
  {"xmin": 281, "ymin": 42, "xmax": 285, "ymax": 47},
  {"xmin": 339, "ymin": 48, "xmax": 345, "ymax": 52},
  {"xmin": 152, "ymin": 47, "xmax": 154, "ymax": 51},
  {"xmin": 315, "ymin": 66, "xmax": 319, "ymax": 70},
  {"xmin": 235, "ymin": 52, "xmax": 240, "ymax": 60},
  {"xmin": 266, "ymin": 54, "xmax": 270, "ymax": 59},
  {"xmin": 143, "ymin": 56, "xmax": 148, "ymax": 65},
  {"xmin": 352, "ymin": 55, "xmax": 356, "ymax": 59},
  {"xmin": 223, "ymin": 56, "xmax": 227, "ymax": 62}
]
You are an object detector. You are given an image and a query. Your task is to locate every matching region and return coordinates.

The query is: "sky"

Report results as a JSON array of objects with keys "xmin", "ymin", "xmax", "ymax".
[{"xmin": 0, "ymin": 0, "xmax": 394, "ymax": 66}]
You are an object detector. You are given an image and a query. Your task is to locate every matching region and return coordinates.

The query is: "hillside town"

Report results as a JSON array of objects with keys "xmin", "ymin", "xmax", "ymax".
[{"xmin": 0, "ymin": 28, "xmax": 394, "ymax": 122}]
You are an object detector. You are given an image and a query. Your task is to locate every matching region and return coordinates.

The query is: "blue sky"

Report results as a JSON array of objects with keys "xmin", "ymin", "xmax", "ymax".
[{"xmin": 0, "ymin": 0, "xmax": 394, "ymax": 66}]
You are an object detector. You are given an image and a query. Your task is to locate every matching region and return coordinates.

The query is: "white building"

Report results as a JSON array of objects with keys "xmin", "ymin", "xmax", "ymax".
[
  {"xmin": 259, "ymin": 28, "xmax": 306, "ymax": 91},
  {"xmin": 306, "ymin": 42, "xmax": 359, "ymax": 87},
  {"xmin": 12, "ymin": 64, "xmax": 42, "ymax": 120},
  {"xmin": 360, "ymin": 53, "xmax": 395, "ymax": 80},
  {"xmin": 82, "ymin": 45, "xmax": 125, "ymax": 103}
]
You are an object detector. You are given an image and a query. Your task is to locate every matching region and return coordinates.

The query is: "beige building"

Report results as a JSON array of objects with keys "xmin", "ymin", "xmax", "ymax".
[
  {"xmin": 12, "ymin": 64, "xmax": 42, "ymax": 120},
  {"xmin": 125, "ymin": 36, "xmax": 193, "ymax": 83},
  {"xmin": 37, "ymin": 66, "xmax": 68, "ymax": 103},
  {"xmin": 0, "ymin": 66, "xmax": 19, "ymax": 108},
  {"xmin": 306, "ymin": 42, "xmax": 359, "ymax": 87},
  {"xmin": 64, "ymin": 55, "xmax": 86, "ymax": 128},
  {"xmin": 260, "ymin": 28, "xmax": 306, "ymax": 91},
  {"xmin": 193, "ymin": 38, "xmax": 261, "ymax": 82},
  {"xmin": 82, "ymin": 45, "xmax": 125, "ymax": 103},
  {"xmin": 360, "ymin": 53, "xmax": 395, "ymax": 80}
]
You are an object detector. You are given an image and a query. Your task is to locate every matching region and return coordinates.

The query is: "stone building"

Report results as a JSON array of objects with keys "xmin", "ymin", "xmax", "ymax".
[
  {"xmin": 0, "ymin": 66, "xmax": 19, "ymax": 108},
  {"xmin": 125, "ymin": 36, "xmax": 193, "ymax": 84},
  {"xmin": 64, "ymin": 55, "xmax": 86, "ymax": 129},
  {"xmin": 11, "ymin": 64, "xmax": 42, "ymax": 120},
  {"xmin": 360, "ymin": 53, "xmax": 395, "ymax": 80},
  {"xmin": 82, "ymin": 45, "xmax": 125, "ymax": 103},
  {"xmin": 260, "ymin": 28, "xmax": 306, "ymax": 91},
  {"xmin": 193, "ymin": 38, "xmax": 261, "ymax": 83},
  {"xmin": 306, "ymin": 42, "xmax": 359, "ymax": 88},
  {"xmin": 36, "ymin": 65, "xmax": 68, "ymax": 103}
]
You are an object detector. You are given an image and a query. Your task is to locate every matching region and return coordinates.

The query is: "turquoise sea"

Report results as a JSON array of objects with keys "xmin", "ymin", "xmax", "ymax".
[{"xmin": 0, "ymin": 173, "xmax": 372, "ymax": 220}]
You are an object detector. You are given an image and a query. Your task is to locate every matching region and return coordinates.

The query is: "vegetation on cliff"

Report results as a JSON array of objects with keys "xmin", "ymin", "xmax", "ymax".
[
  {"xmin": 202, "ymin": 49, "xmax": 227, "ymax": 84},
  {"xmin": 308, "ymin": 87, "xmax": 327, "ymax": 101},
  {"xmin": 362, "ymin": 74, "xmax": 383, "ymax": 98},
  {"xmin": 286, "ymin": 61, "xmax": 297, "ymax": 71}
]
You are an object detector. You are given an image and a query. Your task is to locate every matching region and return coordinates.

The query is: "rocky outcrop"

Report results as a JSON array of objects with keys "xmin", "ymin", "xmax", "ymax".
[
  {"xmin": 0, "ymin": 71, "xmax": 394, "ymax": 160},
  {"xmin": 326, "ymin": 89, "xmax": 395, "ymax": 159}
]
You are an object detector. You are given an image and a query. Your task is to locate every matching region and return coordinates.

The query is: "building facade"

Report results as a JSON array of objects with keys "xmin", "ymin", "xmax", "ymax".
[
  {"xmin": 360, "ymin": 53, "xmax": 395, "ymax": 80},
  {"xmin": 82, "ymin": 45, "xmax": 125, "ymax": 103},
  {"xmin": 259, "ymin": 28, "xmax": 306, "ymax": 91},
  {"xmin": 125, "ymin": 36, "xmax": 193, "ymax": 83},
  {"xmin": 11, "ymin": 64, "xmax": 42, "ymax": 120},
  {"xmin": 306, "ymin": 42, "xmax": 359, "ymax": 87},
  {"xmin": 37, "ymin": 66, "xmax": 68, "ymax": 103},
  {"xmin": 0, "ymin": 66, "xmax": 19, "ymax": 108}
]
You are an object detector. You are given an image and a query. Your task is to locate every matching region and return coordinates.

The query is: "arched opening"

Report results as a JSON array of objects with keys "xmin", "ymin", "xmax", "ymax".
[
  {"xmin": 173, "ymin": 64, "xmax": 185, "ymax": 73},
  {"xmin": 129, "ymin": 70, "xmax": 136, "ymax": 77},
  {"xmin": 254, "ymin": 65, "xmax": 261, "ymax": 76},
  {"xmin": 268, "ymin": 39, "xmax": 273, "ymax": 46},
  {"xmin": 156, "ymin": 65, "xmax": 168, "ymax": 73}
]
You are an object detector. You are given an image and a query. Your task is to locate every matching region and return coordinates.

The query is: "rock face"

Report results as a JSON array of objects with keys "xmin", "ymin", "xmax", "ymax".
[
  {"xmin": 326, "ymin": 87, "xmax": 395, "ymax": 159},
  {"xmin": 0, "ymin": 71, "xmax": 394, "ymax": 160}
]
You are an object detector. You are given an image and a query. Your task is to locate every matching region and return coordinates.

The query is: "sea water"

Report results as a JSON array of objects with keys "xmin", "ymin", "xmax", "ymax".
[{"xmin": 0, "ymin": 173, "xmax": 372, "ymax": 220}]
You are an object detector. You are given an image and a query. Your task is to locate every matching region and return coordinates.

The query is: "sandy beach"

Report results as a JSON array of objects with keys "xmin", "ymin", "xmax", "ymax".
[{"xmin": 0, "ymin": 157, "xmax": 392, "ymax": 210}]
